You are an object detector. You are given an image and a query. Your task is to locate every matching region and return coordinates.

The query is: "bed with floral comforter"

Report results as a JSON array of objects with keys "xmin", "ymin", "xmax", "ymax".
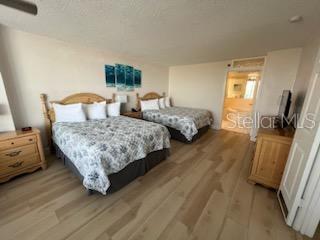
[
  {"xmin": 52, "ymin": 116, "xmax": 170, "ymax": 194},
  {"xmin": 142, "ymin": 107, "xmax": 212, "ymax": 141}
]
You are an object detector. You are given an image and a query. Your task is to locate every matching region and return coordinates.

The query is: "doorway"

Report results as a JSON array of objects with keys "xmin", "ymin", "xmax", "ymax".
[{"xmin": 221, "ymin": 71, "xmax": 260, "ymax": 134}]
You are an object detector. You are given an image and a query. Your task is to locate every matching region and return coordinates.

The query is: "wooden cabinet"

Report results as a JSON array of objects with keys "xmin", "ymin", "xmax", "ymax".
[
  {"xmin": 0, "ymin": 129, "xmax": 46, "ymax": 183},
  {"xmin": 122, "ymin": 111, "xmax": 142, "ymax": 119},
  {"xmin": 248, "ymin": 127, "xmax": 294, "ymax": 189}
]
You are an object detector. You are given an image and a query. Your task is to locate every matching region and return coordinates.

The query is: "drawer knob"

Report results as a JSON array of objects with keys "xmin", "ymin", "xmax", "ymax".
[
  {"xmin": 8, "ymin": 161, "xmax": 23, "ymax": 168},
  {"xmin": 5, "ymin": 150, "xmax": 22, "ymax": 157}
]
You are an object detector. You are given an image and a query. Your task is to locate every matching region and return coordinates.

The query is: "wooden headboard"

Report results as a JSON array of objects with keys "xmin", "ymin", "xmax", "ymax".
[
  {"xmin": 136, "ymin": 92, "xmax": 166, "ymax": 110},
  {"xmin": 40, "ymin": 93, "xmax": 115, "ymax": 150}
]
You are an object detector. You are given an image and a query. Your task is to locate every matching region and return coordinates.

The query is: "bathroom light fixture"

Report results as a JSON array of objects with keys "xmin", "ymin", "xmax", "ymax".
[
  {"xmin": 289, "ymin": 15, "xmax": 303, "ymax": 23},
  {"xmin": 248, "ymin": 72, "xmax": 259, "ymax": 80}
]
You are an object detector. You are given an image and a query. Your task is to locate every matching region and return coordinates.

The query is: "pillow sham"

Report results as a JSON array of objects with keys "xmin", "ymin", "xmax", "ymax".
[
  {"xmin": 107, "ymin": 102, "xmax": 121, "ymax": 117},
  {"xmin": 84, "ymin": 102, "xmax": 107, "ymax": 120},
  {"xmin": 140, "ymin": 99, "xmax": 160, "ymax": 112},
  {"xmin": 165, "ymin": 97, "xmax": 171, "ymax": 108},
  {"xmin": 159, "ymin": 98, "xmax": 166, "ymax": 109},
  {"xmin": 53, "ymin": 103, "xmax": 86, "ymax": 123}
]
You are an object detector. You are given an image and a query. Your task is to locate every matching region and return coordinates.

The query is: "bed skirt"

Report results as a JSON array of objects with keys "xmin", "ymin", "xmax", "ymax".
[
  {"xmin": 54, "ymin": 143, "xmax": 170, "ymax": 194},
  {"xmin": 167, "ymin": 125, "xmax": 210, "ymax": 143}
]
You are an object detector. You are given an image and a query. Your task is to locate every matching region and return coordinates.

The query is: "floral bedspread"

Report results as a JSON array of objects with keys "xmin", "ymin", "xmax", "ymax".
[
  {"xmin": 52, "ymin": 116, "xmax": 170, "ymax": 194},
  {"xmin": 142, "ymin": 107, "xmax": 212, "ymax": 141}
]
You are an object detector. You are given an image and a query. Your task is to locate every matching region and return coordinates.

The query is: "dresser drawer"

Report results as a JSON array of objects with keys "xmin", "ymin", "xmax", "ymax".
[
  {"xmin": 0, "ymin": 135, "xmax": 36, "ymax": 151},
  {"xmin": 0, "ymin": 154, "xmax": 40, "ymax": 176},
  {"xmin": 0, "ymin": 129, "xmax": 46, "ymax": 183},
  {"xmin": 0, "ymin": 144, "xmax": 38, "ymax": 161}
]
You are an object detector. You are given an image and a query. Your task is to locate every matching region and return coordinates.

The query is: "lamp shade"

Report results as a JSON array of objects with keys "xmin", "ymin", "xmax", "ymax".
[{"xmin": 116, "ymin": 94, "xmax": 128, "ymax": 103}]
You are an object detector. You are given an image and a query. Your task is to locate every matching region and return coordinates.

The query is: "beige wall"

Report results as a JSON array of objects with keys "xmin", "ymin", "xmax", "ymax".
[
  {"xmin": 291, "ymin": 38, "xmax": 320, "ymax": 116},
  {"xmin": 0, "ymin": 72, "xmax": 15, "ymax": 132},
  {"xmin": 255, "ymin": 48, "xmax": 302, "ymax": 116},
  {"xmin": 1, "ymin": 22, "xmax": 313, "ymax": 143},
  {"xmin": 169, "ymin": 48, "xmax": 303, "ymax": 130},
  {"xmin": 169, "ymin": 61, "xmax": 230, "ymax": 129},
  {"xmin": 0, "ymin": 25, "xmax": 169, "ymax": 144}
]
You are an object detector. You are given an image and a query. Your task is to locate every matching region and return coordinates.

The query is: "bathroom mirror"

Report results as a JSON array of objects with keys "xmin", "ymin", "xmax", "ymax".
[{"xmin": 225, "ymin": 72, "xmax": 260, "ymax": 99}]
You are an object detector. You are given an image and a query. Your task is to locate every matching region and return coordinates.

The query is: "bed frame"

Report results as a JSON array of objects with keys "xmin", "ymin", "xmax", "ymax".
[
  {"xmin": 136, "ymin": 92, "xmax": 210, "ymax": 143},
  {"xmin": 55, "ymin": 143, "xmax": 169, "ymax": 195},
  {"xmin": 40, "ymin": 92, "xmax": 169, "ymax": 195}
]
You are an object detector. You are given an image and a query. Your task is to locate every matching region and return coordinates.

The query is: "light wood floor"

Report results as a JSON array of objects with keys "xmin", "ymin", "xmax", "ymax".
[
  {"xmin": 221, "ymin": 120, "xmax": 251, "ymax": 134},
  {"xmin": 0, "ymin": 130, "xmax": 315, "ymax": 240}
]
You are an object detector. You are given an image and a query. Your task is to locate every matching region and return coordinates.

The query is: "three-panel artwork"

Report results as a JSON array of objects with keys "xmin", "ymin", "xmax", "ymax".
[{"xmin": 105, "ymin": 64, "xmax": 141, "ymax": 91}]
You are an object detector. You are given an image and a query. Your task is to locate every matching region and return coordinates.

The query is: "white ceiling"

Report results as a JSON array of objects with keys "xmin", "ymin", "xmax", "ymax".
[{"xmin": 0, "ymin": 0, "xmax": 320, "ymax": 66}]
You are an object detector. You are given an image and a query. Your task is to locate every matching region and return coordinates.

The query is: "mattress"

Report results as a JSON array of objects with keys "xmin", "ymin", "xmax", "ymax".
[
  {"xmin": 142, "ymin": 106, "xmax": 212, "ymax": 141},
  {"xmin": 52, "ymin": 116, "xmax": 170, "ymax": 194}
]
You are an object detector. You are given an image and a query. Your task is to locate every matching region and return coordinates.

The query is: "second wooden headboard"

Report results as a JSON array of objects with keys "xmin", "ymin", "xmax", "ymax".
[{"xmin": 136, "ymin": 92, "xmax": 166, "ymax": 110}]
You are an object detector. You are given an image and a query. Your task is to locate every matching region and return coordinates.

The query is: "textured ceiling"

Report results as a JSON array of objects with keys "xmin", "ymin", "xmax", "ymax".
[{"xmin": 0, "ymin": 0, "xmax": 320, "ymax": 66}]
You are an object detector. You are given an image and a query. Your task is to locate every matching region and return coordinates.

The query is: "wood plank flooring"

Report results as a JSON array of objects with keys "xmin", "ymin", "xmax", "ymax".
[{"xmin": 0, "ymin": 130, "xmax": 314, "ymax": 240}]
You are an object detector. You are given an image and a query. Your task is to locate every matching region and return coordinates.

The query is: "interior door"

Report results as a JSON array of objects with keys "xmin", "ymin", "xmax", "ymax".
[{"xmin": 278, "ymin": 48, "xmax": 320, "ymax": 226}]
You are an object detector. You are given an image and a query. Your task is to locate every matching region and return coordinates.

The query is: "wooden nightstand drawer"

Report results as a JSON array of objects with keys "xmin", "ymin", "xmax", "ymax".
[
  {"xmin": 0, "ymin": 128, "xmax": 46, "ymax": 183},
  {"xmin": 0, "ymin": 144, "xmax": 38, "ymax": 161},
  {"xmin": 122, "ymin": 111, "xmax": 142, "ymax": 119},
  {"xmin": 0, "ymin": 135, "xmax": 36, "ymax": 151},
  {"xmin": 0, "ymin": 154, "xmax": 40, "ymax": 176}
]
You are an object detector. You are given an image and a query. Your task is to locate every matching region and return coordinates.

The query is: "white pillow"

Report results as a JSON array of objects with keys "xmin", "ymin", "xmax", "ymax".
[
  {"xmin": 95, "ymin": 101, "xmax": 107, "ymax": 104},
  {"xmin": 140, "ymin": 99, "xmax": 160, "ymax": 112},
  {"xmin": 107, "ymin": 102, "xmax": 121, "ymax": 117},
  {"xmin": 84, "ymin": 103, "xmax": 107, "ymax": 120},
  {"xmin": 164, "ymin": 97, "xmax": 171, "ymax": 107},
  {"xmin": 159, "ymin": 98, "xmax": 166, "ymax": 109},
  {"xmin": 53, "ymin": 103, "xmax": 86, "ymax": 123}
]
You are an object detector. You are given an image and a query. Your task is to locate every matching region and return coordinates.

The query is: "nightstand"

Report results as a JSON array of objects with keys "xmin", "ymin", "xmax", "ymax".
[
  {"xmin": 122, "ymin": 111, "xmax": 142, "ymax": 119},
  {"xmin": 0, "ymin": 128, "xmax": 47, "ymax": 183}
]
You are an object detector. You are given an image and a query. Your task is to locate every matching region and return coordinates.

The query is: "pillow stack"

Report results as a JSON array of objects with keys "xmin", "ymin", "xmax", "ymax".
[
  {"xmin": 53, "ymin": 103, "xmax": 86, "ymax": 123},
  {"xmin": 140, "ymin": 97, "xmax": 171, "ymax": 112},
  {"xmin": 159, "ymin": 98, "xmax": 165, "ymax": 109},
  {"xmin": 164, "ymin": 97, "xmax": 171, "ymax": 108},
  {"xmin": 140, "ymin": 99, "xmax": 160, "ymax": 111},
  {"xmin": 84, "ymin": 101, "xmax": 107, "ymax": 120},
  {"xmin": 53, "ymin": 101, "xmax": 121, "ymax": 123},
  {"xmin": 107, "ymin": 102, "xmax": 121, "ymax": 117}
]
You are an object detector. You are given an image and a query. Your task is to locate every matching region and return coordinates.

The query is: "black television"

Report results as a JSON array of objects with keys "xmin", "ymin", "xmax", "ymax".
[{"xmin": 277, "ymin": 90, "xmax": 291, "ymax": 127}]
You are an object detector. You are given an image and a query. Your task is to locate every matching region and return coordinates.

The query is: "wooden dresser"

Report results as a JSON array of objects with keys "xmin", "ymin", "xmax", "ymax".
[
  {"xmin": 248, "ymin": 127, "xmax": 295, "ymax": 189},
  {"xmin": 0, "ymin": 129, "xmax": 46, "ymax": 183}
]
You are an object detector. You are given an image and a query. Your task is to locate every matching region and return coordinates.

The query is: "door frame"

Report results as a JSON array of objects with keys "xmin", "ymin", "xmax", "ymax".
[
  {"xmin": 277, "ymin": 46, "xmax": 320, "ymax": 237},
  {"xmin": 278, "ymin": 134, "xmax": 320, "ymax": 226},
  {"xmin": 277, "ymin": 123, "xmax": 320, "ymax": 228},
  {"xmin": 298, "ymin": 144, "xmax": 320, "ymax": 237},
  {"xmin": 290, "ymin": 130, "xmax": 320, "ymax": 237},
  {"xmin": 219, "ymin": 63, "xmax": 265, "ymax": 140}
]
